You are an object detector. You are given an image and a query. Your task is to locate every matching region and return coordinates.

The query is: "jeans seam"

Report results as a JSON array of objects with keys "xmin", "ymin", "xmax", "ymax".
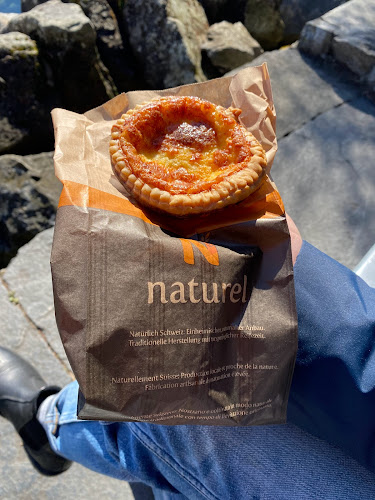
[{"xmin": 130, "ymin": 424, "xmax": 219, "ymax": 500}]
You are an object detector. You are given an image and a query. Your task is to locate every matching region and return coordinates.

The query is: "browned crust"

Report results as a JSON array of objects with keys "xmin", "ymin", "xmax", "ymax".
[{"xmin": 110, "ymin": 96, "xmax": 267, "ymax": 216}]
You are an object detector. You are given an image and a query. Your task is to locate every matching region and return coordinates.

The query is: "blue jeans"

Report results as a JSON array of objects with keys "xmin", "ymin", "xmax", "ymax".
[{"xmin": 38, "ymin": 243, "xmax": 375, "ymax": 499}]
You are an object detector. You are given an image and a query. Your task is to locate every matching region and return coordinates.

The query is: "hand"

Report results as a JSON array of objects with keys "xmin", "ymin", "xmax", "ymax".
[{"xmin": 286, "ymin": 214, "xmax": 302, "ymax": 266}]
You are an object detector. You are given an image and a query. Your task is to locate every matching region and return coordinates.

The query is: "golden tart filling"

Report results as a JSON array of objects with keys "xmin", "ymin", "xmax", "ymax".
[{"xmin": 110, "ymin": 96, "xmax": 267, "ymax": 216}]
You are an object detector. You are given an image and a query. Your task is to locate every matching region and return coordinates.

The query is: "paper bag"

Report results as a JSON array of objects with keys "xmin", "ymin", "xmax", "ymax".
[{"xmin": 51, "ymin": 64, "xmax": 298, "ymax": 425}]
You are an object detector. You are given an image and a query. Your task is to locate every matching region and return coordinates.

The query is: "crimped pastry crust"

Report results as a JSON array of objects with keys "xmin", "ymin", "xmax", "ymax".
[{"xmin": 110, "ymin": 96, "xmax": 267, "ymax": 216}]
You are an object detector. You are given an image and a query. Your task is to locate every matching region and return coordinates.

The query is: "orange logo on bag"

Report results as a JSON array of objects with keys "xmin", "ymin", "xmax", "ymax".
[{"xmin": 179, "ymin": 239, "xmax": 219, "ymax": 266}]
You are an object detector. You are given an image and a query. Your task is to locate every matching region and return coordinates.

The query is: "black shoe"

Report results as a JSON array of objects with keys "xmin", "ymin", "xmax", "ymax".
[{"xmin": 0, "ymin": 347, "xmax": 72, "ymax": 475}]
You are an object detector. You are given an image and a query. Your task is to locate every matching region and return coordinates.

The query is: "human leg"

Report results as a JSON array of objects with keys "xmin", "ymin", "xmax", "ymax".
[{"xmin": 37, "ymin": 379, "xmax": 375, "ymax": 500}]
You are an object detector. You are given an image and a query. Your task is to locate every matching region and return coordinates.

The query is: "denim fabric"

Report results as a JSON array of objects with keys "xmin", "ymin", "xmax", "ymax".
[
  {"xmin": 289, "ymin": 242, "xmax": 375, "ymax": 471},
  {"xmin": 38, "ymin": 242, "xmax": 375, "ymax": 499}
]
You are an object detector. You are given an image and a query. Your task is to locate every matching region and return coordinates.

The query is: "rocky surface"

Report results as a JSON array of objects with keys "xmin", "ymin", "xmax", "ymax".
[
  {"xmin": 0, "ymin": 12, "xmax": 16, "ymax": 31},
  {"xmin": 75, "ymin": 0, "xmax": 141, "ymax": 92},
  {"xmin": 7, "ymin": 0, "xmax": 117, "ymax": 113},
  {"xmin": 202, "ymin": 21, "xmax": 263, "ymax": 76},
  {"xmin": 299, "ymin": 0, "xmax": 375, "ymax": 94},
  {"xmin": 0, "ymin": 152, "xmax": 59, "ymax": 267},
  {"xmin": 274, "ymin": 95, "xmax": 375, "ymax": 268},
  {"xmin": 0, "ymin": 31, "xmax": 51, "ymax": 154},
  {"xmin": 20, "ymin": 0, "xmax": 141, "ymax": 91},
  {"xmin": 244, "ymin": 0, "xmax": 284, "ymax": 50},
  {"xmin": 279, "ymin": 0, "xmax": 348, "ymax": 44},
  {"xmin": 123, "ymin": 0, "xmax": 209, "ymax": 89},
  {"xmin": 198, "ymin": 0, "xmax": 349, "ymax": 46}
]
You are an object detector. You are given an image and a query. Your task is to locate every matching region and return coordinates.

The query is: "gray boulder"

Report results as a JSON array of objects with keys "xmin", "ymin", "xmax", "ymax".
[
  {"xmin": 299, "ymin": 0, "xmax": 375, "ymax": 85},
  {"xmin": 202, "ymin": 21, "xmax": 263, "ymax": 76},
  {"xmin": 123, "ymin": 0, "xmax": 208, "ymax": 89},
  {"xmin": 0, "ymin": 152, "xmax": 60, "ymax": 268},
  {"xmin": 0, "ymin": 31, "xmax": 51, "ymax": 154},
  {"xmin": 21, "ymin": 0, "xmax": 141, "ymax": 91},
  {"xmin": 77, "ymin": 0, "xmax": 140, "ymax": 92},
  {"xmin": 244, "ymin": 0, "xmax": 284, "ymax": 50},
  {"xmin": 0, "ymin": 13, "xmax": 16, "ymax": 33},
  {"xmin": 279, "ymin": 0, "xmax": 348, "ymax": 44},
  {"xmin": 7, "ymin": 0, "xmax": 117, "ymax": 113}
]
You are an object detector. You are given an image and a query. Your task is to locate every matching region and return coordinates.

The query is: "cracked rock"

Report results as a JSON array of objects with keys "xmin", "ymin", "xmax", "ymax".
[
  {"xmin": 123, "ymin": 0, "xmax": 209, "ymax": 89},
  {"xmin": 7, "ymin": 0, "xmax": 117, "ymax": 113},
  {"xmin": 0, "ymin": 152, "xmax": 60, "ymax": 268},
  {"xmin": 244, "ymin": 0, "xmax": 285, "ymax": 50},
  {"xmin": 299, "ymin": 0, "xmax": 375, "ymax": 84},
  {"xmin": 202, "ymin": 21, "xmax": 263, "ymax": 76},
  {"xmin": 0, "ymin": 31, "xmax": 51, "ymax": 154}
]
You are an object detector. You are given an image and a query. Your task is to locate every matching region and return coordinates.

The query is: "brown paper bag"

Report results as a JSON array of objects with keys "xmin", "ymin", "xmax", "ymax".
[{"xmin": 51, "ymin": 64, "xmax": 298, "ymax": 425}]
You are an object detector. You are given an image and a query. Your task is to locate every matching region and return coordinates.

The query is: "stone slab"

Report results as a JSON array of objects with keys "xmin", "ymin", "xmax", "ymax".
[
  {"xmin": 0, "ymin": 277, "xmax": 71, "ymax": 385},
  {"xmin": 299, "ymin": 0, "xmax": 375, "ymax": 81},
  {"xmin": 279, "ymin": 0, "xmax": 347, "ymax": 43},
  {"xmin": 272, "ymin": 96, "xmax": 375, "ymax": 268},
  {"xmin": 227, "ymin": 47, "xmax": 359, "ymax": 139},
  {"xmin": 3, "ymin": 228, "xmax": 68, "ymax": 365}
]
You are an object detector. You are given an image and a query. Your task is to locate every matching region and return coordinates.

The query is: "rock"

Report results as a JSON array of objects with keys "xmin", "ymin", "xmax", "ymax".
[
  {"xmin": 299, "ymin": 19, "xmax": 334, "ymax": 56},
  {"xmin": 0, "ymin": 152, "xmax": 60, "ymax": 268},
  {"xmin": 279, "ymin": 0, "xmax": 348, "ymax": 44},
  {"xmin": 123, "ymin": 0, "xmax": 209, "ymax": 89},
  {"xmin": 0, "ymin": 117, "xmax": 28, "ymax": 155},
  {"xmin": 0, "ymin": 31, "xmax": 52, "ymax": 154},
  {"xmin": 0, "ymin": 13, "xmax": 17, "ymax": 33},
  {"xmin": 299, "ymin": 0, "xmax": 375, "ymax": 84},
  {"xmin": 7, "ymin": 0, "xmax": 117, "ymax": 113},
  {"xmin": 332, "ymin": 34, "xmax": 375, "ymax": 77},
  {"xmin": 244, "ymin": 0, "xmax": 284, "ymax": 50},
  {"xmin": 202, "ymin": 21, "xmax": 263, "ymax": 76},
  {"xmin": 77, "ymin": 0, "xmax": 140, "ymax": 92}
]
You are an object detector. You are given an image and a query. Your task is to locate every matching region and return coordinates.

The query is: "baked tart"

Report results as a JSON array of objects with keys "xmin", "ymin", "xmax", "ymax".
[{"xmin": 110, "ymin": 96, "xmax": 267, "ymax": 216}]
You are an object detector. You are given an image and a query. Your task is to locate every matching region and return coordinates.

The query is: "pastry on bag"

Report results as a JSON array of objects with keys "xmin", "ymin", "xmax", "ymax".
[
  {"xmin": 51, "ymin": 64, "xmax": 298, "ymax": 425},
  {"xmin": 110, "ymin": 95, "xmax": 267, "ymax": 216}
]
